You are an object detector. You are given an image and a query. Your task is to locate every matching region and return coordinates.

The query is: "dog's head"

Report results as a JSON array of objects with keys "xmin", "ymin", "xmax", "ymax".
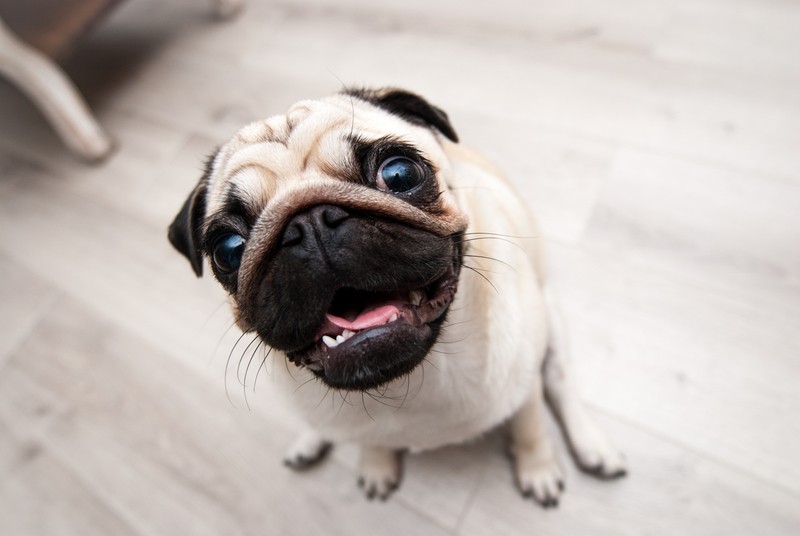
[{"xmin": 169, "ymin": 88, "xmax": 468, "ymax": 390}]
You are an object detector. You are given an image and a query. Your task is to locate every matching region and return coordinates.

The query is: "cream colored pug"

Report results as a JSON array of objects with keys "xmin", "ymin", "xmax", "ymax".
[{"xmin": 169, "ymin": 88, "xmax": 626, "ymax": 506}]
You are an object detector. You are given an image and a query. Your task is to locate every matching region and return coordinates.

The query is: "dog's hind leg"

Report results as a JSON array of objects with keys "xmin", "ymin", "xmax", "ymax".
[{"xmin": 542, "ymin": 283, "xmax": 627, "ymax": 479}]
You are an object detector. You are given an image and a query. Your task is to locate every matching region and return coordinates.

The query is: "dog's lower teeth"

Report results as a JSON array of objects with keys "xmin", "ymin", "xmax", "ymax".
[{"xmin": 321, "ymin": 318, "xmax": 400, "ymax": 349}]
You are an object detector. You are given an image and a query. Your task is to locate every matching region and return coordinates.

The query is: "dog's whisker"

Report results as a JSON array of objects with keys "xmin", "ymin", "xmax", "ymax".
[
  {"xmin": 283, "ymin": 348, "xmax": 299, "ymax": 382},
  {"xmin": 236, "ymin": 334, "xmax": 261, "ymax": 387},
  {"xmin": 243, "ymin": 339, "xmax": 264, "ymax": 410},
  {"xmin": 201, "ymin": 299, "xmax": 234, "ymax": 330},
  {"xmin": 435, "ymin": 339, "xmax": 470, "ymax": 346},
  {"xmin": 429, "ymin": 348, "xmax": 465, "ymax": 356},
  {"xmin": 349, "ymin": 90, "xmax": 356, "ymax": 139},
  {"xmin": 442, "ymin": 318, "xmax": 475, "ymax": 328},
  {"xmin": 294, "ymin": 375, "xmax": 319, "ymax": 395},
  {"xmin": 435, "ymin": 321, "xmax": 473, "ymax": 348},
  {"xmin": 368, "ymin": 386, "xmax": 405, "ymax": 402},
  {"xmin": 377, "ymin": 382, "xmax": 391, "ymax": 399},
  {"xmin": 458, "ymin": 235, "xmax": 526, "ymax": 243},
  {"xmin": 253, "ymin": 346, "xmax": 274, "ymax": 393},
  {"xmin": 243, "ymin": 339, "xmax": 262, "ymax": 387},
  {"xmin": 463, "ymin": 253, "xmax": 517, "ymax": 272},
  {"xmin": 224, "ymin": 330, "xmax": 250, "ymax": 408},
  {"xmin": 364, "ymin": 390, "xmax": 402, "ymax": 410},
  {"xmin": 361, "ymin": 392, "xmax": 375, "ymax": 421},
  {"xmin": 462, "ymin": 264, "xmax": 500, "ymax": 294},
  {"xmin": 466, "ymin": 265, "xmax": 506, "ymax": 276},
  {"xmin": 314, "ymin": 385, "xmax": 333, "ymax": 410},
  {"xmin": 242, "ymin": 340, "xmax": 263, "ymax": 411},
  {"xmin": 208, "ymin": 319, "xmax": 237, "ymax": 367},
  {"xmin": 435, "ymin": 333, "xmax": 472, "ymax": 346},
  {"xmin": 336, "ymin": 391, "xmax": 346, "ymax": 415},
  {"xmin": 329, "ymin": 73, "xmax": 356, "ymax": 140},
  {"xmin": 457, "ymin": 231, "xmax": 538, "ymax": 242},
  {"xmin": 461, "ymin": 231, "xmax": 536, "ymax": 239},
  {"xmin": 414, "ymin": 360, "xmax": 427, "ymax": 399},
  {"xmin": 420, "ymin": 356, "xmax": 441, "ymax": 373},
  {"xmin": 397, "ymin": 374, "xmax": 412, "ymax": 411},
  {"xmin": 453, "ymin": 235, "xmax": 533, "ymax": 254},
  {"xmin": 336, "ymin": 389, "xmax": 355, "ymax": 416}
]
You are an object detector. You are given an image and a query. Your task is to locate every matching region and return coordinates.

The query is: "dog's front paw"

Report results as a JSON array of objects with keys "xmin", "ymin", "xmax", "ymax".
[
  {"xmin": 508, "ymin": 443, "xmax": 564, "ymax": 508},
  {"xmin": 569, "ymin": 418, "xmax": 627, "ymax": 479},
  {"xmin": 358, "ymin": 446, "xmax": 403, "ymax": 501},
  {"xmin": 283, "ymin": 430, "xmax": 332, "ymax": 470}
]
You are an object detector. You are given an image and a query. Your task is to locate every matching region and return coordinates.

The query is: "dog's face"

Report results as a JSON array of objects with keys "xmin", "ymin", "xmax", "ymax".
[{"xmin": 169, "ymin": 88, "xmax": 469, "ymax": 391}]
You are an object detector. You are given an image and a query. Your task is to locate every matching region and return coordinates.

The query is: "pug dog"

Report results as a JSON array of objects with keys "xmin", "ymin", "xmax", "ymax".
[{"xmin": 168, "ymin": 88, "xmax": 626, "ymax": 506}]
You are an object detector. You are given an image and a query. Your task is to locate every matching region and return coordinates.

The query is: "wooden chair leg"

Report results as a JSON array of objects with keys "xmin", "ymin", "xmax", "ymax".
[{"xmin": 0, "ymin": 17, "xmax": 114, "ymax": 163}]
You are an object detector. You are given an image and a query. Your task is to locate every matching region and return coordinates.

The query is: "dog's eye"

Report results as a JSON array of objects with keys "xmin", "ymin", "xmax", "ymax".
[
  {"xmin": 377, "ymin": 157, "xmax": 424, "ymax": 193},
  {"xmin": 212, "ymin": 234, "xmax": 245, "ymax": 274}
]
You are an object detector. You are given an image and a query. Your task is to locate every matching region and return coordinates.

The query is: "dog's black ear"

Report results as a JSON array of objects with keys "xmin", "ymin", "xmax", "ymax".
[
  {"xmin": 346, "ymin": 87, "xmax": 459, "ymax": 143},
  {"xmin": 168, "ymin": 152, "xmax": 215, "ymax": 277}
]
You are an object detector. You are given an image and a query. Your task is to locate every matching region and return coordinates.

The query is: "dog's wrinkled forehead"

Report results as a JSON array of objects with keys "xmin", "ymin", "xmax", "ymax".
[
  {"xmin": 204, "ymin": 95, "xmax": 449, "ymax": 222},
  {"xmin": 167, "ymin": 88, "xmax": 468, "ymax": 280}
]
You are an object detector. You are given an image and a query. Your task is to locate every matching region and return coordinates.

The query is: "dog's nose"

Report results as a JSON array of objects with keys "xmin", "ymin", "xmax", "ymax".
[{"xmin": 281, "ymin": 204, "xmax": 350, "ymax": 248}]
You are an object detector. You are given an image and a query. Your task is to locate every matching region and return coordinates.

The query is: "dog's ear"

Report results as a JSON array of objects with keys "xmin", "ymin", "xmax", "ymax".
[
  {"xmin": 346, "ymin": 87, "xmax": 459, "ymax": 143},
  {"xmin": 168, "ymin": 152, "xmax": 215, "ymax": 277}
]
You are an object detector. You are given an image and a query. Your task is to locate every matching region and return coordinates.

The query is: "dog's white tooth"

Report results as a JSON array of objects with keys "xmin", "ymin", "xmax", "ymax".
[
  {"xmin": 409, "ymin": 290, "xmax": 424, "ymax": 306},
  {"xmin": 389, "ymin": 313, "xmax": 398, "ymax": 323},
  {"xmin": 341, "ymin": 330, "xmax": 356, "ymax": 341},
  {"xmin": 322, "ymin": 335, "xmax": 338, "ymax": 348},
  {"xmin": 336, "ymin": 335, "xmax": 345, "ymax": 344}
]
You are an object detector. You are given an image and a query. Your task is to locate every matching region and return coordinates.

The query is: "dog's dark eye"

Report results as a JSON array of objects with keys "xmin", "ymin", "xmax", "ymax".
[
  {"xmin": 212, "ymin": 234, "xmax": 245, "ymax": 274},
  {"xmin": 377, "ymin": 157, "xmax": 424, "ymax": 193}
]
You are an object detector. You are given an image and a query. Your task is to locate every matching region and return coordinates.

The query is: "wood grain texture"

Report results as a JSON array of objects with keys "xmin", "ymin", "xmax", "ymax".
[{"xmin": 1, "ymin": 0, "xmax": 799, "ymax": 534}]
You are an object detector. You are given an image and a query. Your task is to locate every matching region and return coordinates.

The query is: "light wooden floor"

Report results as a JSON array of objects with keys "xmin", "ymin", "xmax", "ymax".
[{"xmin": 1, "ymin": 1, "xmax": 799, "ymax": 534}]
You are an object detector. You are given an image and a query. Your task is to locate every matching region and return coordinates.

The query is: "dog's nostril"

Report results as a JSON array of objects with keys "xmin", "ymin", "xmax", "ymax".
[
  {"xmin": 321, "ymin": 205, "xmax": 349, "ymax": 228},
  {"xmin": 281, "ymin": 205, "xmax": 350, "ymax": 249},
  {"xmin": 281, "ymin": 222, "xmax": 303, "ymax": 247}
]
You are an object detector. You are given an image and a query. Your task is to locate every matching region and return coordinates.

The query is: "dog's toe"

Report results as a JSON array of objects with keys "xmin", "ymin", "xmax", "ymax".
[
  {"xmin": 283, "ymin": 430, "xmax": 332, "ymax": 470},
  {"xmin": 573, "ymin": 439, "xmax": 627, "ymax": 480},
  {"xmin": 358, "ymin": 446, "xmax": 402, "ymax": 500},
  {"xmin": 562, "ymin": 414, "xmax": 628, "ymax": 480},
  {"xmin": 516, "ymin": 463, "xmax": 564, "ymax": 507},
  {"xmin": 510, "ymin": 445, "xmax": 565, "ymax": 508},
  {"xmin": 359, "ymin": 477, "xmax": 396, "ymax": 501}
]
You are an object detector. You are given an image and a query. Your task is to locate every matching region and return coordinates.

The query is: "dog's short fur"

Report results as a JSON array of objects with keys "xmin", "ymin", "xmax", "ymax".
[{"xmin": 169, "ymin": 88, "xmax": 626, "ymax": 505}]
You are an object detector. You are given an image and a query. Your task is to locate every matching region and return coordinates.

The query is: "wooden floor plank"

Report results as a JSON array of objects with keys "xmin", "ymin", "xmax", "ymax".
[
  {"xmin": 0, "ymin": 254, "xmax": 59, "ymax": 368},
  {"xmin": 0, "ymin": 423, "xmax": 141, "ymax": 536},
  {"xmin": 459, "ymin": 413, "xmax": 800, "ymax": 536}
]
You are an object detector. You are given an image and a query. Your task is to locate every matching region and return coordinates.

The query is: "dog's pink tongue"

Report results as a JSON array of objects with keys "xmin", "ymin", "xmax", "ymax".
[{"xmin": 326, "ymin": 304, "xmax": 400, "ymax": 331}]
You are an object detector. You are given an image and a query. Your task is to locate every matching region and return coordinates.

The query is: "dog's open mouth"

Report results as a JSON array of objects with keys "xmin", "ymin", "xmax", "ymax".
[{"xmin": 286, "ymin": 264, "xmax": 458, "ymax": 390}]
